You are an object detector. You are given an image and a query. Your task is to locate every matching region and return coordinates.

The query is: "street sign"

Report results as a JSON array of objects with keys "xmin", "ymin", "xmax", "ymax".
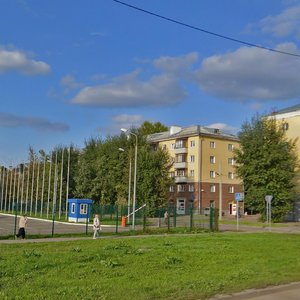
[
  {"xmin": 265, "ymin": 195, "xmax": 273, "ymax": 203},
  {"xmin": 235, "ymin": 192, "xmax": 244, "ymax": 201}
]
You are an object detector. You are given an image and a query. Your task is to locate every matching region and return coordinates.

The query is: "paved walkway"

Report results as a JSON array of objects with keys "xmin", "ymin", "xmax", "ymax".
[{"xmin": 209, "ymin": 281, "xmax": 300, "ymax": 300}]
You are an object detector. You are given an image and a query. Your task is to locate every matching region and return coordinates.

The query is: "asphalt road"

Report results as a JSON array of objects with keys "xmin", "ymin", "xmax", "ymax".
[{"xmin": 0, "ymin": 213, "xmax": 129, "ymax": 236}]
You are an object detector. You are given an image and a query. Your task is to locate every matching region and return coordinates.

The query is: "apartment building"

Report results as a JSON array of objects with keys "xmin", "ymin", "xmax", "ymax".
[
  {"xmin": 269, "ymin": 104, "xmax": 300, "ymax": 221},
  {"xmin": 271, "ymin": 104, "xmax": 300, "ymax": 173},
  {"xmin": 148, "ymin": 125, "xmax": 242, "ymax": 216}
]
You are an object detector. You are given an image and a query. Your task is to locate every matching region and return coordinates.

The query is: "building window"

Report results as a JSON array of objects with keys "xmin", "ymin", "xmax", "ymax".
[
  {"xmin": 169, "ymin": 172, "xmax": 175, "ymax": 178},
  {"xmin": 283, "ymin": 122, "xmax": 289, "ymax": 130},
  {"xmin": 80, "ymin": 204, "xmax": 88, "ymax": 214},
  {"xmin": 189, "ymin": 184, "xmax": 194, "ymax": 192},
  {"xmin": 228, "ymin": 144, "xmax": 234, "ymax": 151},
  {"xmin": 162, "ymin": 144, "xmax": 167, "ymax": 150},
  {"xmin": 190, "ymin": 169, "xmax": 194, "ymax": 177},
  {"xmin": 176, "ymin": 169, "xmax": 185, "ymax": 176},
  {"xmin": 228, "ymin": 186, "xmax": 234, "ymax": 193},
  {"xmin": 210, "ymin": 185, "xmax": 216, "ymax": 192},
  {"xmin": 210, "ymin": 156, "xmax": 216, "ymax": 164},
  {"xmin": 176, "ymin": 154, "xmax": 185, "ymax": 163},
  {"xmin": 190, "ymin": 140, "xmax": 195, "ymax": 147},
  {"xmin": 228, "ymin": 158, "xmax": 234, "ymax": 165},
  {"xmin": 175, "ymin": 140, "xmax": 185, "ymax": 148},
  {"xmin": 176, "ymin": 154, "xmax": 186, "ymax": 163},
  {"xmin": 177, "ymin": 184, "xmax": 185, "ymax": 192},
  {"xmin": 71, "ymin": 203, "xmax": 75, "ymax": 214},
  {"xmin": 210, "ymin": 141, "xmax": 216, "ymax": 149},
  {"xmin": 228, "ymin": 172, "xmax": 234, "ymax": 179},
  {"xmin": 169, "ymin": 185, "xmax": 175, "ymax": 192},
  {"xmin": 190, "ymin": 155, "xmax": 195, "ymax": 163},
  {"xmin": 210, "ymin": 171, "xmax": 216, "ymax": 178},
  {"xmin": 171, "ymin": 143, "xmax": 175, "ymax": 150}
]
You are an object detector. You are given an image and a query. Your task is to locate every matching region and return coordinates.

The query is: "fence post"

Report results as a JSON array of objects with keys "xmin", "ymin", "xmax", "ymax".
[
  {"xmin": 51, "ymin": 205, "xmax": 56, "ymax": 237},
  {"xmin": 14, "ymin": 203, "xmax": 18, "ymax": 236},
  {"xmin": 115, "ymin": 205, "xmax": 119, "ymax": 234},
  {"xmin": 190, "ymin": 206, "xmax": 193, "ymax": 231},
  {"xmin": 173, "ymin": 207, "xmax": 177, "ymax": 228},
  {"xmin": 209, "ymin": 207, "xmax": 213, "ymax": 231},
  {"xmin": 143, "ymin": 205, "xmax": 146, "ymax": 232},
  {"xmin": 85, "ymin": 205, "xmax": 89, "ymax": 235},
  {"xmin": 214, "ymin": 208, "xmax": 219, "ymax": 231},
  {"xmin": 167, "ymin": 207, "xmax": 170, "ymax": 231}
]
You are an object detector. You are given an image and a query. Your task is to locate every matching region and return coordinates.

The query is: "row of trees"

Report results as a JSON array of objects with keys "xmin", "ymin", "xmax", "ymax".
[
  {"xmin": 0, "ymin": 146, "xmax": 80, "ymax": 217},
  {"xmin": 0, "ymin": 121, "xmax": 172, "ymax": 217},
  {"xmin": 75, "ymin": 122, "xmax": 172, "ymax": 213},
  {"xmin": 0, "ymin": 118, "xmax": 298, "ymax": 221}
]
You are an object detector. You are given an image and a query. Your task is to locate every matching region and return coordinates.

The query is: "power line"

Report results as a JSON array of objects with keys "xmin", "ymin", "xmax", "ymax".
[{"xmin": 112, "ymin": 0, "xmax": 300, "ymax": 58}]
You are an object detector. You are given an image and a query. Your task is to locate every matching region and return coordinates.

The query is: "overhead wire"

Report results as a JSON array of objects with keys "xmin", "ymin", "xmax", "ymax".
[{"xmin": 112, "ymin": 0, "xmax": 300, "ymax": 58}]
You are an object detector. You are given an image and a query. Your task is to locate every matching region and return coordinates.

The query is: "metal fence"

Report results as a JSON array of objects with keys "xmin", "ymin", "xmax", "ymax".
[{"xmin": 0, "ymin": 204, "xmax": 218, "ymax": 238}]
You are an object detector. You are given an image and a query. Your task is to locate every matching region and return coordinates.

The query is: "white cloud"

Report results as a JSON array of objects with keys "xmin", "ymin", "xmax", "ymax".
[
  {"xmin": 97, "ymin": 114, "xmax": 145, "ymax": 136},
  {"xmin": 206, "ymin": 123, "xmax": 238, "ymax": 134},
  {"xmin": 70, "ymin": 69, "xmax": 186, "ymax": 107},
  {"xmin": 60, "ymin": 74, "xmax": 84, "ymax": 94},
  {"xmin": 0, "ymin": 112, "xmax": 69, "ymax": 132},
  {"xmin": 0, "ymin": 47, "xmax": 50, "ymax": 75},
  {"xmin": 112, "ymin": 114, "xmax": 144, "ymax": 129},
  {"xmin": 259, "ymin": 5, "xmax": 300, "ymax": 38},
  {"xmin": 195, "ymin": 43, "xmax": 300, "ymax": 101},
  {"xmin": 112, "ymin": 114, "xmax": 144, "ymax": 124},
  {"xmin": 153, "ymin": 52, "xmax": 198, "ymax": 74}
]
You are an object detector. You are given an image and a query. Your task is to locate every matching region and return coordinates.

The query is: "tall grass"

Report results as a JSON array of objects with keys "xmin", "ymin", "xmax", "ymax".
[{"xmin": 1, "ymin": 233, "xmax": 300, "ymax": 299}]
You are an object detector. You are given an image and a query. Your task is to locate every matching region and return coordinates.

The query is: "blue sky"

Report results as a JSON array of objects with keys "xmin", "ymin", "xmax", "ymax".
[{"xmin": 1, "ymin": 0, "xmax": 300, "ymax": 164}]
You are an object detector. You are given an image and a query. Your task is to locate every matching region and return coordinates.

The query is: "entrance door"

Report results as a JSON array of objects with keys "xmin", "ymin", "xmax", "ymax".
[
  {"xmin": 229, "ymin": 203, "xmax": 238, "ymax": 215},
  {"xmin": 177, "ymin": 199, "xmax": 185, "ymax": 215}
]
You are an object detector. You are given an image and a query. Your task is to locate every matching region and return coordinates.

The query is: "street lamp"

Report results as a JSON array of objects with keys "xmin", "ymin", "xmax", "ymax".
[
  {"xmin": 121, "ymin": 128, "xmax": 137, "ymax": 230},
  {"xmin": 118, "ymin": 147, "xmax": 132, "ymax": 224},
  {"xmin": 216, "ymin": 161, "xmax": 223, "ymax": 220}
]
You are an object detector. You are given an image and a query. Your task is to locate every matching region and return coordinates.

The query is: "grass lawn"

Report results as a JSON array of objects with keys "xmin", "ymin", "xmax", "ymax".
[
  {"xmin": 219, "ymin": 219, "xmax": 288, "ymax": 227},
  {"xmin": 1, "ymin": 233, "xmax": 300, "ymax": 299}
]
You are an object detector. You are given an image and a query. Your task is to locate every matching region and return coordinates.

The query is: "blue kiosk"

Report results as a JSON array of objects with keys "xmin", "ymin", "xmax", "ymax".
[{"xmin": 68, "ymin": 198, "xmax": 93, "ymax": 223}]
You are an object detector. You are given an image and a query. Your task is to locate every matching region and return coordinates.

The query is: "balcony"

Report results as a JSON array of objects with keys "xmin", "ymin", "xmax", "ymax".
[
  {"xmin": 175, "ymin": 176, "xmax": 188, "ymax": 183},
  {"xmin": 174, "ymin": 147, "xmax": 188, "ymax": 154},
  {"xmin": 174, "ymin": 162, "xmax": 188, "ymax": 169}
]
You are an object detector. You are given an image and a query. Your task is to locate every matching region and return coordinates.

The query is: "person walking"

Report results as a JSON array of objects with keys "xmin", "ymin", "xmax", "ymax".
[
  {"xmin": 16, "ymin": 214, "xmax": 28, "ymax": 239},
  {"xmin": 93, "ymin": 214, "xmax": 101, "ymax": 239},
  {"xmin": 164, "ymin": 210, "xmax": 168, "ymax": 225}
]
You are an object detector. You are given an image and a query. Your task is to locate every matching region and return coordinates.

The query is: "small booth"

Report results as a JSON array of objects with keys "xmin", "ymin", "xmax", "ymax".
[{"xmin": 68, "ymin": 198, "xmax": 93, "ymax": 223}]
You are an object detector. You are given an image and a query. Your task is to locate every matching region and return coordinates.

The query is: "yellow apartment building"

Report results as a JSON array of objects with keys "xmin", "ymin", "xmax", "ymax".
[
  {"xmin": 271, "ymin": 105, "xmax": 300, "ymax": 192},
  {"xmin": 148, "ymin": 125, "xmax": 243, "ymax": 217},
  {"xmin": 271, "ymin": 105, "xmax": 300, "ymax": 211}
]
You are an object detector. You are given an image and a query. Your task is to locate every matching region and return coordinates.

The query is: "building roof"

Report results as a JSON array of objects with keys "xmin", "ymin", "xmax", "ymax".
[
  {"xmin": 271, "ymin": 104, "xmax": 300, "ymax": 115},
  {"xmin": 147, "ymin": 125, "xmax": 239, "ymax": 143}
]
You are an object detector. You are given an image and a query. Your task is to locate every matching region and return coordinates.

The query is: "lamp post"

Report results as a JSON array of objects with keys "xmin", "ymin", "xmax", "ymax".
[
  {"xmin": 216, "ymin": 161, "xmax": 223, "ymax": 220},
  {"xmin": 118, "ymin": 147, "xmax": 132, "ymax": 224},
  {"xmin": 65, "ymin": 147, "xmax": 71, "ymax": 219},
  {"xmin": 121, "ymin": 128, "xmax": 137, "ymax": 230}
]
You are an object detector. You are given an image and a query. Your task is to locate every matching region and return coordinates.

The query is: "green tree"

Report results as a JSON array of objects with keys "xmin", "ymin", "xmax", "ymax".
[
  {"xmin": 137, "ymin": 143, "xmax": 172, "ymax": 214},
  {"xmin": 74, "ymin": 122, "xmax": 172, "ymax": 210},
  {"xmin": 75, "ymin": 135, "xmax": 128, "ymax": 204},
  {"xmin": 234, "ymin": 115, "xmax": 298, "ymax": 222},
  {"xmin": 138, "ymin": 121, "xmax": 168, "ymax": 136}
]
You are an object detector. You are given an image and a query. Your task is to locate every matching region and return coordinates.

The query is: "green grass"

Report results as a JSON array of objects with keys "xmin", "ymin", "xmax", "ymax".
[
  {"xmin": 1, "ymin": 233, "xmax": 300, "ymax": 299},
  {"xmin": 220, "ymin": 219, "xmax": 289, "ymax": 227}
]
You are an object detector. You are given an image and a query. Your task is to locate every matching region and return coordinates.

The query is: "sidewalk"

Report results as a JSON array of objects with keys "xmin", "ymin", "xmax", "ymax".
[{"xmin": 209, "ymin": 282, "xmax": 300, "ymax": 300}]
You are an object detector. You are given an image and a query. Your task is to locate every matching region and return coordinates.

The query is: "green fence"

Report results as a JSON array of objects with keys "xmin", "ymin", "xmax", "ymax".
[{"xmin": 0, "ymin": 204, "xmax": 218, "ymax": 238}]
